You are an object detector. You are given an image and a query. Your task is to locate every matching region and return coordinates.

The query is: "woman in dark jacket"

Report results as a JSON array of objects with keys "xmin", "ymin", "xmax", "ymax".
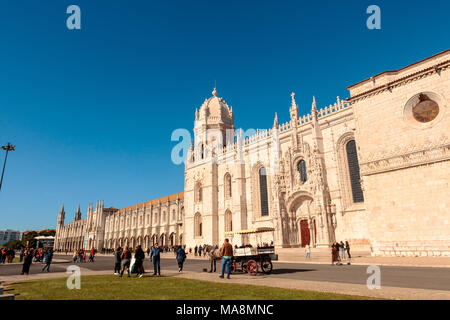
[
  {"xmin": 176, "ymin": 246, "xmax": 186, "ymax": 272},
  {"xmin": 134, "ymin": 245, "xmax": 145, "ymax": 278},
  {"xmin": 21, "ymin": 249, "xmax": 34, "ymax": 275},
  {"xmin": 114, "ymin": 247, "xmax": 122, "ymax": 275}
]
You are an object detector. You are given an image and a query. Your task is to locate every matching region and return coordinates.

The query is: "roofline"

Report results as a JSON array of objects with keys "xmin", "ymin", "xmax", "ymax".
[
  {"xmin": 116, "ymin": 191, "xmax": 184, "ymax": 213},
  {"xmin": 346, "ymin": 49, "xmax": 450, "ymax": 90}
]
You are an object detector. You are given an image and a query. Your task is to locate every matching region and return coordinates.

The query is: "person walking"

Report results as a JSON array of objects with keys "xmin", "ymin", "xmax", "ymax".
[
  {"xmin": 21, "ymin": 248, "xmax": 34, "ymax": 275},
  {"xmin": 305, "ymin": 244, "xmax": 311, "ymax": 259},
  {"xmin": 150, "ymin": 243, "xmax": 163, "ymax": 276},
  {"xmin": 176, "ymin": 246, "xmax": 186, "ymax": 272},
  {"xmin": 89, "ymin": 247, "xmax": 95, "ymax": 262},
  {"xmin": 42, "ymin": 248, "xmax": 53, "ymax": 272},
  {"xmin": 120, "ymin": 246, "xmax": 132, "ymax": 278},
  {"xmin": 209, "ymin": 245, "xmax": 218, "ymax": 272},
  {"xmin": 114, "ymin": 247, "xmax": 122, "ymax": 275},
  {"xmin": 198, "ymin": 245, "xmax": 202, "ymax": 257},
  {"xmin": 134, "ymin": 245, "xmax": 145, "ymax": 278},
  {"xmin": 219, "ymin": 239, "xmax": 233, "ymax": 279},
  {"xmin": 19, "ymin": 247, "xmax": 25, "ymax": 263}
]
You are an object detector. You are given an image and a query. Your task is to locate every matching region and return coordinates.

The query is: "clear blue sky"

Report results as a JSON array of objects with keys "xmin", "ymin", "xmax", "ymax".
[{"xmin": 0, "ymin": 0, "xmax": 448, "ymax": 231}]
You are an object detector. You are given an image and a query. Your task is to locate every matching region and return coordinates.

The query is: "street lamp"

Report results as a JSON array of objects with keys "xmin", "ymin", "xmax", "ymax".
[{"xmin": 0, "ymin": 142, "xmax": 16, "ymax": 192}]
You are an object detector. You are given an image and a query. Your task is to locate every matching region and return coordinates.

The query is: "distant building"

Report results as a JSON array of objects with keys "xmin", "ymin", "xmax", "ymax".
[{"xmin": 0, "ymin": 229, "xmax": 22, "ymax": 246}]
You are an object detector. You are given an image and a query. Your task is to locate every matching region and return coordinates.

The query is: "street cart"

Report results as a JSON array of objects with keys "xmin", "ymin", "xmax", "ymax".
[{"xmin": 224, "ymin": 227, "xmax": 278, "ymax": 276}]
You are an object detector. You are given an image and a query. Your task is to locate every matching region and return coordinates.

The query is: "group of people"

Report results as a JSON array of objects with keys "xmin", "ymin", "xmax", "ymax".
[
  {"xmin": 113, "ymin": 243, "xmax": 171, "ymax": 278},
  {"xmin": 192, "ymin": 244, "xmax": 208, "ymax": 257},
  {"xmin": 109, "ymin": 239, "xmax": 234, "ymax": 279},
  {"xmin": 72, "ymin": 248, "xmax": 96, "ymax": 263},
  {"xmin": 331, "ymin": 241, "xmax": 351, "ymax": 265},
  {"xmin": 17, "ymin": 247, "xmax": 54, "ymax": 275},
  {"xmin": 0, "ymin": 247, "xmax": 15, "ymax": 263}
]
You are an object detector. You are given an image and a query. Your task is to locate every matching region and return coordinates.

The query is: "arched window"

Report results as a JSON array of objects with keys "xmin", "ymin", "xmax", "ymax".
[
  {"xmin": 259, "ymin": 167, "xmax": 269, "ymax": 216},
  {"xmin": 224, "ymin": 173, "xmax": 232, "ymax": 199},
  {"xmin": 172, "ymin": 209, "xmax": 176, "ymax": 221},
  {"xmin": 195, "ymin": 182, "xmax": 202, "ymax": 202},
  {"xmin": 225, "ymin": 210, "xmax": 232, "ymax": 232},
  {"xmin": 346, "ymin": 140, "xmax": 364, "ymax": 203},
  {"xmin": 297, "ymin": 160, "xmax": 307, "ymax": 183},
  {"xmin": 194, "ymin": 212, "xmax": 202, "ymax": 237}
]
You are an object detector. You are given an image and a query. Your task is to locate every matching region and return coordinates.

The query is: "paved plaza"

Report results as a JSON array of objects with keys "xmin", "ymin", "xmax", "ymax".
[{"xmin": 1, "ymin": 253, "xmax": 449, "ymax": 300}]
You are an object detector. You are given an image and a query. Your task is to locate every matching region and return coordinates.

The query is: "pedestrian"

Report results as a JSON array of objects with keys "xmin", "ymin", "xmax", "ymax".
[
  {"xmin": 6, "ymin": 248, "xmax": 13, "ymax": 263},
  {"xmin": 209, "ymin": 245, "xmax": 218, "ymax": 272},
  {"xmin": 194, "ymin": 245, "xmax": 198, "ymax": 257},
  {"xmin": 331, "ymin": 243, "xmax": 340, "ymax": 265},
  {"xmin": 345, "ymin": 241, "xmax": 351, "ymax": 259},
  {"xmin": 89, "ymin": 247, "xmax": 95, "ymax": 262},
  {"xmin": 21, "ymin": 248, "xmax": 34, "ymax": 275},
  {"xmin": 120, "ymin": 246, "xmax": 132, "ymax": 278},
  {"xmin": 72, "ymin": 250, "xmax": 78, "ymax": 263},
  {"xmin": 340, "ymin": 241, "xmax": 346, "ymax": 260},
  {"xmin": 335, "ymin": 242, "xmax": 341, "ymax": 262},
  {"xmin": 150, "ymin": 243, "xmax": 163, "ymax": 276},
  {"xmin": 134, "ymin": 245, "xmax": 145, "ymax": 278},
  {"xmin": 176, "ymin": 246, "xmax": 186, "ymax": 272},
  {"xmin": 42, "ymin": 248, "xmax": 53, "ymax": 272},
  {"xmin": 20, "ymin": 247, "xmax": 25, "ymax": 263},
  {"xmin": 114, "ymin": 246, "xmax": 122, "ymax": 275},
  {"xmin": 305, "ymin": 244, "xmax": 311, "ymax": 259},
  {"xmin": 219, "ymin": 239, "xmax": 233, "ymax": 279},
  {"xmin": 198, "ymin": 245, "xmax": 202, "ymax": 257}
]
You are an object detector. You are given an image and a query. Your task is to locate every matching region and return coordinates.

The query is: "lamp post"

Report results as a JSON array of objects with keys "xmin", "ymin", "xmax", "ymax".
[{"xmin": 0, "ymin": 142, "xmax": 16, "ymax": 192}]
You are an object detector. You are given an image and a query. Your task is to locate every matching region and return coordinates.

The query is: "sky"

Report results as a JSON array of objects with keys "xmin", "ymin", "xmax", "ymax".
[{"xmin": 0, "ymin": 0, "xmax": 448, "ymax": 231}]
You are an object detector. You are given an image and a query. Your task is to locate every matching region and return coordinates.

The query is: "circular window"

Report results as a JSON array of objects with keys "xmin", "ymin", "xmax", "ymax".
[
  {"xmin": 403, "ymin": 92, "xmax": 446, "ymax": 129},
  {"xmin": 412, "ymin": 95, "xmax": 439, "ymax": 123}
]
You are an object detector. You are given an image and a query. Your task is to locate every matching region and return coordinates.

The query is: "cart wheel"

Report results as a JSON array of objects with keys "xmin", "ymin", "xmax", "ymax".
[
  {"xmin": 241, "ymin": 262, "xmax": 247, "ymax": 273},
  {"xmin": 247, "ymin": 260, "xmax": 258, "ymax": 276},
  {"xmin": 230, "ymin": 261, "xmax": 237, "ymax": 274},
  {"xmin": 261, "ymin": 260, "xmax": 273, "ymax": 274}
]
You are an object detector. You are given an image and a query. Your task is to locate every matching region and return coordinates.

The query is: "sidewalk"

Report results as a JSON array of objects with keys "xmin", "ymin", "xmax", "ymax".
[{"xmin": 174, "ymin": 249, "xmax": 450, "ymax": 268}]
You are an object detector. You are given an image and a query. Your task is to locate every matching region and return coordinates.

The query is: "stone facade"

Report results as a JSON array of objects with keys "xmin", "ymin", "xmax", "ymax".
[
  {"xmin": 55, "ymin": 49, "xmax": 450, "ymax": 257},
  {"xmin": 183, "ymin": 50, "xmax": 450, "ymax": 256},
  {"xmin": 54, "ymin": 193, "xmax": 184, "ymax": 251},
  {"xmin": 348, "ymin": 49, "xmax": 450, "ymax": 256}
]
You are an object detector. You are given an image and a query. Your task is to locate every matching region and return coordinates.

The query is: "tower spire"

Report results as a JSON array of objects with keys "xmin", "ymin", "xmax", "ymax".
[
  {"xmin": 75, "ymin": 204, "xmax": 81, "ymax": 221},
  {"xmin": 273, "ymin": 112, "xmax": 279, "ymax": 128}
]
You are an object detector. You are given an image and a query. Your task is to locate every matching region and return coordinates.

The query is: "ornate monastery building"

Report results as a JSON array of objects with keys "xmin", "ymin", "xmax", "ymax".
[{"xmin": 56, "ymin": 49, "xmax": 450, "ymax": 256}]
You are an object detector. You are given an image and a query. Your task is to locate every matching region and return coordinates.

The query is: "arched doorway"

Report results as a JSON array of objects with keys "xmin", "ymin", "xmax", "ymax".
[
  {"xmin": 151, "ymin": 234, "xmax": 157, "ymax": 246},
  {"xmin": 160, "ymin": 233, "xmax": 166, "ymax": 246},
  {"xmin": 169, "ymin": 233, "xmax": 175, "ymax": 246},
  {"xmin": 299, "ymin": 220, "xmax": 311, "ymax": 247}
]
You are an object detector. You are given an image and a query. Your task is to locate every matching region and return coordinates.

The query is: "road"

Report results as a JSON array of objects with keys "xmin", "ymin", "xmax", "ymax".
[{"xmin": 1, "ymin": 254, "xmax": 449, "ymax": 291}]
